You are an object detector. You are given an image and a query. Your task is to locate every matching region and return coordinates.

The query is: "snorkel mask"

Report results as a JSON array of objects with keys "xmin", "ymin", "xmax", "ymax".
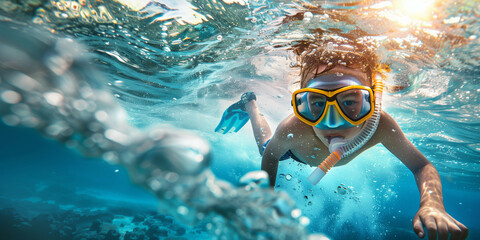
[
  {"xmin": 292, "ymin": 74, "xmax": 374, "ymax": 130},
  {"xmin": 291, "ymin": 70, "xmax": 387, "ymax": 185}
]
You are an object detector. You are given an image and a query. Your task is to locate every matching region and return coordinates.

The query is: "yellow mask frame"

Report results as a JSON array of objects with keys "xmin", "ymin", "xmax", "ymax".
[{"xmin": 292, "ymin": 85, "xmax": 375, "ymax": 127}]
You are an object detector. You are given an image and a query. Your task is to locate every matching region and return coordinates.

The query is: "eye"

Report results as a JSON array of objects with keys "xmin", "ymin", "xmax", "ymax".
[
  {"xmin": 343, "ymin": 100, "xmax": 356, "ymax": 106},
  {"xmin": 313, "ymin": 98, "xmax": 326, "ymax": 106}
]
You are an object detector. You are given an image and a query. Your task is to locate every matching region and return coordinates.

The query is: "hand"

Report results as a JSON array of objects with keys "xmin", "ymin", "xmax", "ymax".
[{"xmin": 413, "ymin": 207, "xmax": 468, "ymax": 240}]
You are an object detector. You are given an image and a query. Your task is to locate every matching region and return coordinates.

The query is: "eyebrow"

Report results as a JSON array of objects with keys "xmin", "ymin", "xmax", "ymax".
[{"xmin": 340, "ymin": 92, "xmax": 363, "ymax": 98}]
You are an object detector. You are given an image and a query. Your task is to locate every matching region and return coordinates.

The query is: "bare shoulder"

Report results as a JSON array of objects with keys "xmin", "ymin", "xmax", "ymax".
[
  {"xmin": 267, "ymin": 114, "xmax": 312, "ymax": 150},
  {"xmin": 375, "ymin": 111, "xmax": 430, "ymax": 171},
  {"xmin": 379, "ymin": 111, "xmax": 398, "ymax": 126},
  {"xmin": 375, "ymin": 111, "xmax": 405, "ymax": 144},
  {"xmin": 275, "ymin": 114, "xmax": 312, "ymax": 138}
]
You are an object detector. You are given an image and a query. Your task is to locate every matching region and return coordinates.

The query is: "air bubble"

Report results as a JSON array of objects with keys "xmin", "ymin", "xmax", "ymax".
[
  {"xmin": 206, "ymin": 223, "xmax": 213, "ymax": 230},
  {"xmin": 287, "ymin": 133, "xmax": 294, "ymax": 139},
  {"xmin": 217, "ymin": 35, "xmax": 223, "ymax": 41},
  {"xmin": 44, "ymin": 92, "xmax": 64, "ymax": 106},
  {"xmin": 105, "ymin": 128, "xmax": 130, "ymax": 145},
  {"xmin": 46, "ymin": 122, "xmax": 68, "ymax": 136},
  {"xmin": 177, "ymin": 206, "xmax": 189, "ymax": 215},
  {"xmin": 290, "ymin": 209, "xmax": 301, "ymax": 218},
  {"xmin": 285, "ymin": 174, "xmax": 292, "ymax": 181},
  {"xmin": 95, "ymin": 110, "xmax": 109, "ymax": 122},
  {"xmin": 166, "ymin": 172, "xmax": 179, "ymax": 183},
  {"xmin": 337, "ymin": 185, "xmax": 348, "ymax": 195},
  {"xmin": 90, "ymin": 133, "xmax": 103, "ymax": 143},
  {"xmin": 1, "ymin": 90, "xmax": 21, "ymax": 104},
  {"xmin": 73, "ymin": 99, "xmax": 88, "ymax": 111},
  {"xmin": 303, "ymin": 12, "xmax": 313, "ymax": 22},
  {"xmin": 299, "ymin": 216, "xmax": 310, "ymax": 225},
  {"xmin": 148, "ymin": 179, "xmax": 162, "ymax": 191},
  {"xmin": 22, "ymin": 116, "xmax": 39, "ymax": 128},
  {"xmin": 2, "ymin": 115, "xmax": 20, "ymax": 126}
]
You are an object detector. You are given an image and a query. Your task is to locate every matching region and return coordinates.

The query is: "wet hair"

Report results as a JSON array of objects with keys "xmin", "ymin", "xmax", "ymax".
[{"xmin": 291, "ymin": 30, "xmax": 380, "ymax": 88}]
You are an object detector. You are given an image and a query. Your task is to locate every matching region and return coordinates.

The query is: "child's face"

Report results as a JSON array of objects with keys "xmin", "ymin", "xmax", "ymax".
[{"xmin": 303, "ymin": 65, "xmax": 371, "ymax": 144}]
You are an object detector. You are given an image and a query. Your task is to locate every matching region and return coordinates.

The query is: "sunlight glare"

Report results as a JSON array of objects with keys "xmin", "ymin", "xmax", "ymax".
[
  {"xmin": 393, "ymin": 0, "xmax": 436, "ymax": 20},
  {"xmin": 114, "ymin": 0, "xmax": 150, "ymax": 11}
]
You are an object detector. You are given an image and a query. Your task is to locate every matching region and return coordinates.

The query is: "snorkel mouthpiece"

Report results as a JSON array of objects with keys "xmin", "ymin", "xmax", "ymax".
[
  {"xmin": 328, "ymin": 136, "xmax": 346, "ymax": 153},
  {"xmin": 308, "ymin": 137, "xmax": 345, "ymax": 185}
]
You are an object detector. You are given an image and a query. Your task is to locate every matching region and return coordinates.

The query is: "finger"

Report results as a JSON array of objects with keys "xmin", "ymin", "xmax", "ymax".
[
  {"xmin": 436, "ymin": 219, "xmax": 448, "ymax": 240},
  {"xmin": 413, "ymin": 214, "xmax": 425, "ymax": 239},
  {"xmin": 447, "ymin": 220, "xmax": 463, "ymax": 240},
  {"xmin": 450, "ymin": 217, "xmax": 469, "ymax": 240},
  {"xmin": 424, "ymin": 217, "xmax": 437, "ymax": 240},
  {"xmin": 459, "ymin": 224, "xmax": 469, "ymax": 240}
]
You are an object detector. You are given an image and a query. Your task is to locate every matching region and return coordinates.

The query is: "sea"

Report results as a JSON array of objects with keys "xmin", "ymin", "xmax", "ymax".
[{"xmin": 0, "ymin": 0, "xmax": 479, "ymax": 239}]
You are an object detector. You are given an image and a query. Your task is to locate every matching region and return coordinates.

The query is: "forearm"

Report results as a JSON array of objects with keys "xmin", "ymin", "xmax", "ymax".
[{"xmin": 413, "ymin": 163, "xmax": 445, "ymax": 210}]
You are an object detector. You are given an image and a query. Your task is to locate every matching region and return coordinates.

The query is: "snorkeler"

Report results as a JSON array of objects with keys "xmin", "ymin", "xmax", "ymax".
[{"xmin": 215, "ymin": 38, "xmax": 469, "ymax": 239}]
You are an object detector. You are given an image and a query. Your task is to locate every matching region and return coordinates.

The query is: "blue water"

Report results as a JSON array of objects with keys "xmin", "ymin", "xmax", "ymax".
[{"xmin": 1, "ymin": 0, "xmax": 479, "ymax": 239}]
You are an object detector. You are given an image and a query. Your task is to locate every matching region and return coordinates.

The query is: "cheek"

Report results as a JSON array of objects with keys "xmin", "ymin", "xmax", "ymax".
[{"xmin": 345, "ymin": 125, "xmax": 363, "ymax": 138}]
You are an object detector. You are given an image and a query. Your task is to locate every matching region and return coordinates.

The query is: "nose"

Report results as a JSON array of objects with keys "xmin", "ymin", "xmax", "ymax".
[{"xmin": 323, "ymin": 105, "xmax": 344, "ymax": 128}]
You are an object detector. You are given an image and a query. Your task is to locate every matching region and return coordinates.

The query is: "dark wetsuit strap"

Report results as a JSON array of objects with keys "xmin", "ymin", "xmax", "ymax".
[{"xmin": 262, "ymin": 139, "xmax": 306, "ymax": 164}]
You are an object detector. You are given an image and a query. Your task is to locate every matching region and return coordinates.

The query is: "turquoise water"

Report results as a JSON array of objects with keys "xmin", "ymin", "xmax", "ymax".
[{"xmin": 0, "ymin": 0, "xmax": 479, "ymax": 239}]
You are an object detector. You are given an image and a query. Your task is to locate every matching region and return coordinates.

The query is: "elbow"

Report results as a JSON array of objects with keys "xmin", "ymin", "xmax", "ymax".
[
  {"xmin": 410, "ymin": 162, "xmax": 431, "ymax": 175},
  {"xmin": 411, "ymin": 162, "xmax": 437, "ymax": 178}
]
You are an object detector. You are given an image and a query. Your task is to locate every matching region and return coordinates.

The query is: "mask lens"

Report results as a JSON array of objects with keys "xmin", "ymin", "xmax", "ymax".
[
  {"xmin": 295, "ymin": 91, "xmax": 326, "ymax": 122},
  {"xmin": 337, "ymin": 89, "xmax": 372, "ymax": 121}
]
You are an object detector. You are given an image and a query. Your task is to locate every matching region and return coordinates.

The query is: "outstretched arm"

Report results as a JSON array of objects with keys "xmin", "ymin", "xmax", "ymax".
[{"xmin": 379, "ymin": 112, "xmax": 468, "ymax": 240}]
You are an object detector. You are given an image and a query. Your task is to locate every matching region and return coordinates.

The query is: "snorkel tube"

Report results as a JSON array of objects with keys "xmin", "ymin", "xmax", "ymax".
[{"xmin": 308, "ymin": 69, "xmax": 386, "ymax": 185}]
